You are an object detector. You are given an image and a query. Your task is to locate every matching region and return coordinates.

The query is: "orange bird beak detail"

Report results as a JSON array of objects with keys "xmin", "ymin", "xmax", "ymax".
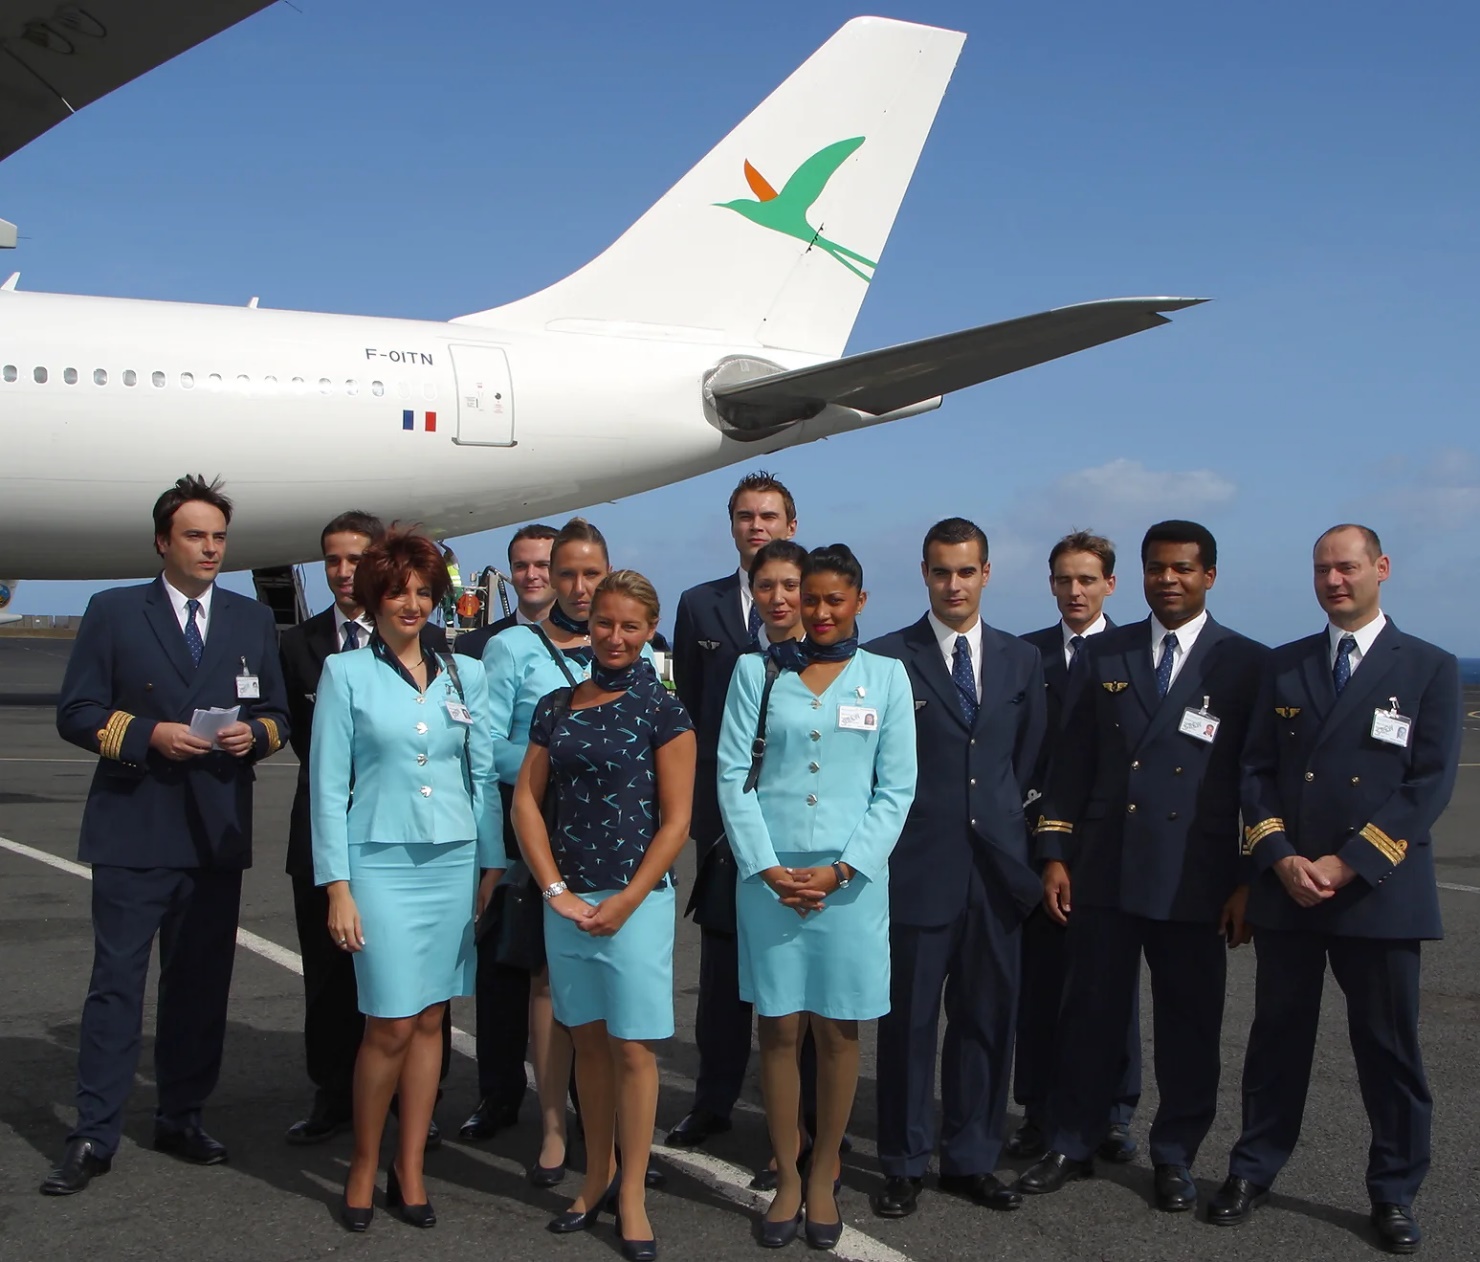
[{"xmin": 743, "ymin": 160, "xmax": 779, "ymax": 201}]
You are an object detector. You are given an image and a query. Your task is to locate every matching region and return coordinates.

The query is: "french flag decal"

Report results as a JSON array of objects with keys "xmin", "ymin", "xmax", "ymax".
[{"xmin": 402, "ymin": 409, "xmax": 437, "ymax": 433}]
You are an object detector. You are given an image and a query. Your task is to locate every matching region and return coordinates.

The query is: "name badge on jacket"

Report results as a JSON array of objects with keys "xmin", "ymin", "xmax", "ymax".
[
  {"xmin": 838, "ymin": 705, "xmax": 878, "ymax": 731},
  {"xmin": 1371, "ymin": 698, "xmax": 1411, "ymax": 748},
  {"xmin": 236, "ymin": 658, "xmax": 261, "ymax": 700},
  {"xmin": 1178, "ymin": 696, "xmax": 1220, "ymax": 744},
  {"xmin": 445, "ymin": 697, "xmax": 473, "ymax": 725}
]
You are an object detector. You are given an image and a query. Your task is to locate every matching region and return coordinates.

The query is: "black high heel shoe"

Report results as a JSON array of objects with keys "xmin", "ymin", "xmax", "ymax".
[
  {"xmin": 338, "ymin": 1196, "xmax": 373, "ymax": 1233},
  {"xmin": 758, "ymin": 1206, "xmax": 803, "ymax": 1248},
  {"xmin": 547, "ymin": 1173, "xmax": 621, "ymax": 1234},
  {"xmin": 803, "ymin": 1186, "xmax": 843, "ymax": 1251},
  {"xmin": 614, "ymin": 1210, "xmax": 658, "ymax": 1261},
  {"xmin": 386, "ymin": 1163, "xmax": 437, "ymax": 1228}
]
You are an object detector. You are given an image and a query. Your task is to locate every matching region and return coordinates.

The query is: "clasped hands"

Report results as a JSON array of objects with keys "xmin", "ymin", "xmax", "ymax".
[
  {"xmin": 762, "ymin": 864, "xmax": 845, "ymax": 917},
  {"xmin": 549, "ymin": 888, "xmax": 635, "ymax": 937},
  {"xmin": 149, "ymin": 720, "xmax": 255, "ymax": 760},
  {"xmin": 1275, "ymin": 853, "xmax": 1355, "ymax": 907}
]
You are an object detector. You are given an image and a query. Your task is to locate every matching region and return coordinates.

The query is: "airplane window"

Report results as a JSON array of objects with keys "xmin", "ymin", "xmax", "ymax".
[
  {"xmin": 2, "ymin": 365, "xmax": 15, "ymax": 383},
  {"xmin": 396, "ymin": 380, "xmax": 411, "ymax": 399},
  {"xmin": 34, "ymin": 367, "xmax": 48, "ymax": 383},
  {"xmin": 291, "ymin": 376, "xmax": 305, "ymax": 392},
  {"xmin": 123, "ymin": 369, "xmax": 137, "ymax": 387},
  {"xmin": 152, "ymin": 371, "xmax": 165, "ymax": 388},
  {"xmin": 263, "ymin": 375, "xmax": 278, "ymax": 388},
  {"xmin": 181, "ymin": 372, "xmax": 195, "ymax": 389},
  {"xmin": 371, "ymin": 380, "xmax": 385, "ymax": 397},
  {"xmin": 64, "ymin": 367, "xmax": 78, "ymax": 385},
  {"xmin": 208, "ymin": 373, "xmax": 223, "ymax": 391},
  {"xmin": 422, "ymin": 381, "xmax": 438, "ymax": 400},
  {"xmin": 346, "ymin": 379, "xmax": 359, "ymax": 396},
  {"xmin": 318, "ymin": 378, "xmax": 333, "ymax": 394}
]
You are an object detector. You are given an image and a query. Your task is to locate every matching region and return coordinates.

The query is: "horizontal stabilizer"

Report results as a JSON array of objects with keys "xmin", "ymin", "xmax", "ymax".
[{"xmin": 710, "ymin": 297, "xmax": 1207, "ymax": 429}]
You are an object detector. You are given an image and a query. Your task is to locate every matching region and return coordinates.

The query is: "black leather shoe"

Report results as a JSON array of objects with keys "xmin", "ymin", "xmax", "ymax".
[
  {"xmin": 1015, "ymin": 1151, "xmax": 1093, "ymax": 1195},
  {"xmin": 153, "ymin": 1124, "xmax": 228, "ymax": 1165},
  {"xmin": 39, "ymin": 1139, "xmax": 111, "ymax": 1196},
  {"xmin": 386, "ymin": 1163, "xmax": 436, "ymax": 1228},
  {"xmin": 938, "ymin": 1172, "xmax": 1022, "ymax": 1211},
  {"xmin": 458, "ymin": 1097, "xmax": 519, "ymax": 1141},
  {"xmin": 338, "ymin": 1197, "xmax": 374, "ymax": 1232},
  {"xmin": 872, "ymin": 1176, "xmax": 921, "ymax": 1219},
  {"xmin": 548, "ymin": 1177, "xmax": 620, "ymax": 1234},
  {"xmin": 615, "ymin": 1212, "xmax": 658, "ymax": 1261},
  {"xmin": 803, "ymin": 1213, "xmax": 843, "ymax": 1251},
  {"xmin": 529, "ymin": 1158, "xmax": 567, "ymax": 1187},
  {"xmin": 645, "ymin": 1158, "xmax": 667, "ymax": 1189},
  {"xmin": 759, "ymin": 1209, "xmax": 803, "ymax": 1247},
  {"xmin": 424, "ymin": 1119, "xmax": 441, "ymax": 1151},
  {"xmin": 1097, "ymin": 1123, "xmax": 1138, "ymax": 1163},
  {"xmin": 1153, "ymin": 1164, "xmax": 1197, "ymax": 1212},
  {"xmin": 286, "ymin": 1100, "xmax": 351, "ymax": 1146},
  {"xmin": 1005, "ymin": 1120, "xmax": 1048, "ymax": 1159},
  {"xmin": 1207, "ymin": 1176, "xmax": 1269, "ymax": 1226},
  {"xmin": 664, "ymin": 1108, "xmax": 732, "ymax": 1148},
  {"xmin": 1371, "ymin": 1203, "xmax": 1422, "ymax": 1254}
]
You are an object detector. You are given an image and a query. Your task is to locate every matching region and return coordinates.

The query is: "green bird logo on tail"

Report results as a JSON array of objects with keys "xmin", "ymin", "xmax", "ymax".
[{"xmin": 715, "ymin": 136, "xmax": 877, "ymax": 282}]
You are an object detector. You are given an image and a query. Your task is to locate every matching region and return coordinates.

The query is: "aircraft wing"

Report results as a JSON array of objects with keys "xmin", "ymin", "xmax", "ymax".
[
  {"xmin": 0, "ymin": 1, "xmax": 274, "ymax": 162},
  {"xmin": 710, "ymin": 297, "xmax": 1208, "ymax": 429}
]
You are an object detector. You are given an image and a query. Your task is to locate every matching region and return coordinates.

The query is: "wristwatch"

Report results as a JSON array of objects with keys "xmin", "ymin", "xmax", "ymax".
[
  {"xmin": 830, "ymin": 862, "xmax": 851, "ymax": 889},
  {"xmin": 542, "ymin": 880, "xmax": 568, "ymax": 901}
]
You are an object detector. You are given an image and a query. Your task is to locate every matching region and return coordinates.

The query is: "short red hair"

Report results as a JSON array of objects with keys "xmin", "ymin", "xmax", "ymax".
[{"xmin": 352, "ymin": 525, "xmax": 450, "ymax": 611}]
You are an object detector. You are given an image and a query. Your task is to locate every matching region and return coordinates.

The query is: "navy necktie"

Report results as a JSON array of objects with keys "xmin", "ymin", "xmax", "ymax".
[
  {"xmin": 747, "ymin": 600, "xmax": 762, "ymax": 643},
  {"xmin": 1155, "ymin": 631, "xmax": 1177, "ymax": 699},
  {"xmin": 184, "ymin": 598, "xmax": 204, "ymax": 666},
  {"xmin": 952, "ymin": 635, "xmax": 978, "ymax": 727},
  {"xmin": 1068, "ymin": 634, "xmax": 1085, "ymax": 666},
  {"xmin": 342, "ymin": 621, "xmax": 361, "ymax": 651},
  {"xmin": 1333, "ymin": 633, "xmax": 1356, "ymax": 694}
]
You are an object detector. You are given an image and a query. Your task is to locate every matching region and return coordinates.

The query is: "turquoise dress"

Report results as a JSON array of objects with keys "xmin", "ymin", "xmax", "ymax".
[
  {"xmin": 717, "ymin": 650, "xmax": 917, "ymax": 1020},
  {"xmin": 311, "ymin": 644, "xmax": 503, "ymax": 1018},
  {"xmin": 528, "ymin": 674, "xmax": 693, "ymax": 1040}
]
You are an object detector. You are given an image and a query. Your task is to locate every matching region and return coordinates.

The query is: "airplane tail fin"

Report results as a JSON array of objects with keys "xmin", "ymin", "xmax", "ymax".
[{"xmin": 454, "ymin": 17, "xmax": 964, "ymax": 358}]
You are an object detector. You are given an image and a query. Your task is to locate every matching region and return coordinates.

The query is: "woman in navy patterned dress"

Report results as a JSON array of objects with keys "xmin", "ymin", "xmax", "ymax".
[{"xmin": 513, "ymin": 570, "xmax": 696, "ymax": 1260}]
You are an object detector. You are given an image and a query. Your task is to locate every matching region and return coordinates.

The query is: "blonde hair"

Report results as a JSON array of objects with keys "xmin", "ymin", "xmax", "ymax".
[{"xmin": 594, "ymin": 569, "xmax": 660, "ymax": 625}]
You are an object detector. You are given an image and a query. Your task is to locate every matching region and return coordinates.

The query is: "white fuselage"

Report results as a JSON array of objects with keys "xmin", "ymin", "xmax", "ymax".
[{"xmin": 0, "ymin": 290, "xmax": 873, "ymax": 579}]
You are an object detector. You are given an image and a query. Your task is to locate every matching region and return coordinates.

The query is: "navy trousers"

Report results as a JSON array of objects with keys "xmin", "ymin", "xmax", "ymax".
[
  {"xmin": 291, "ymin": 869, "xmax": 364, "ymax": 1110},
  {"xmin": 1229, "ymin": 930, "xmax": 1430, "ymax": 1205},
  {"xmin": 693, "ymin": 927, "xmax": 754, "ymax": 1118},
  {"xmin": 72, "ymin": 865, "xmax": 243, "ymax": 1156},
  {"xmin": 474, "ymin": 944, "xmax": 533, "ymax": 1107},
  {"xmin": 877, "ymin": 871, "xmax": 1020, "ymax": 1178},
  {"xmin": 1049, "ymin": 904, "xmax": 1226, "ymax": 1167},
  {"xmin": 1014, "ymin": 905, "xmax": 1142, "ymax": 1131}
]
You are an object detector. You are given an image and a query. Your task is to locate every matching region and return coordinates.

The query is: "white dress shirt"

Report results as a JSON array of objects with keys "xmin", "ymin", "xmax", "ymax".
[
  {"xmin": 1060, "ymin": 613, "xmax": 1107, "ymax": 669},
  {"xmin": 1327, "ymin": 611, "xmax": 1387, "ymax": 676},
  {"xmin": 737, "ymin": 566, "xmax": 755, "ymax": 632},
  {"xmin": 1150, "ymin": 609, "xmax": 1209, "ymax": 690},
  {"xmin": 929, "ymin": 612, "xmax": 982, "ymax": 701},
  {"xmin": 163, "ymin": 578, "xmax": 213, "ymax": 643},
  {"xmin": 337, "ymin": 612, "xmax": 374, "ymax": 651},
  {"xmin": 515, "ymin": 608, "xmax": 539, "ymax": 627}
]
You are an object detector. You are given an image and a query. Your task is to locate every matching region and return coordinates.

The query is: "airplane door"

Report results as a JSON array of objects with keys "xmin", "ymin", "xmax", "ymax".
[{"xmin": 449, "ymin": 344, "xmax": 515, "ymax": 446}]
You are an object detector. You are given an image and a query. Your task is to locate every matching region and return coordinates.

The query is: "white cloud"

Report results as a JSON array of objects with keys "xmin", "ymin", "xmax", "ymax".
[{"xmin": 1042, "ymin": 457, "xmax": 1237, "ymax": 518}]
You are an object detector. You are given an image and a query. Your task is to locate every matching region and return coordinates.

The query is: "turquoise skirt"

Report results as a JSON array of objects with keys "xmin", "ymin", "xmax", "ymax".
[
  {"xmin": 349, "ymin": 839, "xmax": 477, "ymax": 1018},
  {"xmin": 736, "ymin": 849, "xmax": 891, "ymax": 1020},
  {"xmin": 545, "ymin": 886, "xmax": 675, "ymax": 1040}
]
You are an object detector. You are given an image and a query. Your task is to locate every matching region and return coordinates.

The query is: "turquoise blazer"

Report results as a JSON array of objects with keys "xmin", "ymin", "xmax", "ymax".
[
  {"xmin": 311, "ymin": 649, "xmax": 504, "ymax": 885},
  {"xmin": 482, "ymin": 625, "xmax": 654, "ymax": 785},
  {"xmin": 717, "ymin": 650, "xmax": 918, "ymax": 883}
]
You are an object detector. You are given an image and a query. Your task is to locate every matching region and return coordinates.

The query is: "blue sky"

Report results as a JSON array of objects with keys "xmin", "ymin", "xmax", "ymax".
[{"xmin": 5, "ymin": 1, "xmax": 1478, "ymax": 651}]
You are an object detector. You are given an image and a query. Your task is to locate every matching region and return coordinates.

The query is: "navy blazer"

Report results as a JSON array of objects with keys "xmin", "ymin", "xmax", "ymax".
[
  {"xmin": 1035, "ymin": 615, "xmax": 1268, "ymax": 923},
  {"xmin": 57, "ymin": 576, "xmax": 291, "ymax": 870},
  {"xmin": 278, "ymin": 609, "xmax": 448, "ymax": 876},
  {"xmin": 1020, "ymin": 618, "xmax": 1116, "ymax": 831},
  {"xmin": 1241, "ymin": 622, "xmax": 1460, "ymax": 940},
  {"xmin": 867, "ymin": 616, "xmax": 1046, "ymax": 928},
  {"xmin": 672, "ymin": 571, "xmax": 750, "ymax": 857}
]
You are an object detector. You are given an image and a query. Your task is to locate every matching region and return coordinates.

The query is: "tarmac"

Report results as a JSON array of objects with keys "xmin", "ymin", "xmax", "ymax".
[{"xmin": 1, "ymin": 633, "xmax": 1477, "ymax": 1262}]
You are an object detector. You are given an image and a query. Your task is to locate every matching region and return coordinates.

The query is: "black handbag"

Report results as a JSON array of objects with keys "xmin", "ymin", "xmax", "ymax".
[{"xmin": 474, "ymin": 662, "xmax": 578, "ymax": 971}]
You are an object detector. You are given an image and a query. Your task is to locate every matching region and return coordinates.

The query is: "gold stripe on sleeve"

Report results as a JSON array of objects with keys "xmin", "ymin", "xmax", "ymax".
[
  {"xmin": 259, "ymin": 717, "xmax": 282, "ymax": 755},
  {"xmin": 1360, "ymin": 823, "xmax": 1407, "ymax": 866},
  {"xmin": 97, "ymin": 711, "xmax": 133, "ymax": 761},
  {"xmin": 1241, "ymin": 817, "xmax": 1286, "ymax": 855},
  {"xmin": 1034, "ymin": 819, "xmax": 1075, "ymax": 836}
]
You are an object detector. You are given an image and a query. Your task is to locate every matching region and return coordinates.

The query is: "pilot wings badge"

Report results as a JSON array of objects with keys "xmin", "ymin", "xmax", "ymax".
[
  {"xmin": 1102, "ymin": 681, "xmax": 1129, "ymax": 693},
  {"xmin": 1275, "ymin": 706, "xmax": 1302, "ymax": 718},
  {"xmin": 697, "ymin": 640, "xmax": 721, "ymax": 651}
]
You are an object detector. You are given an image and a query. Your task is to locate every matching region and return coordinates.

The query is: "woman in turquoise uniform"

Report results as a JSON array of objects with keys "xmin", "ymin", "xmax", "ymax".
[
  {"xmin": 513, "ymin": 571, "xmax": 695, "ymax": 1262},
  {"xmin": 480, "ymin": 516, "xmax": 657, "ymax": 1184},
  {"xmin": 718, "ymin": 544, "xmax": 917, "ymax": 1251},
  {"xmin": 312, "ymin": 528, "xmax": 503, "ymax": 1232}
]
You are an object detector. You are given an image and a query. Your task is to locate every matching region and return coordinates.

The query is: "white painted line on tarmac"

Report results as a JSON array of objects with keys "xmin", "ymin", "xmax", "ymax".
[
  {"xmin": 1438, "ymin": 881, "xmax": 1480, "ymax": 895},
  {"xmin": 0, "ymin": 756, "xmax": 299, "ymax": 768},
  {"xmin": 0, "ymin": 831, "xmax": 911, "ymax": 1262}
]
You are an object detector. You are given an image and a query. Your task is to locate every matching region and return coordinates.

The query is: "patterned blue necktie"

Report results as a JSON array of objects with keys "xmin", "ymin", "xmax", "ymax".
[
  {"xmin": 342, "ymin": 621, "xmax": 361, "ymax": 652},
  {"xmin": 1068, "ymin": 634, "xmax": 1085, "ymax": 666},
  {"xmin": 952, "ymin": 635, "xmax": 978, "ymax": 727},
  {"xmin": 1333, "ymin": 633, "xmax": 1356, "ymax": 694},
  {"xmin": 1154, "ymin": 630, "xmax": 1177, "ymax": 699},
  {"xmin": 747, "ymin": 600, "xmax": 762, "ymax": 643},
  {"xmin": 184, "ymin": 598, "xmax": 204, "ymax": 666}
]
